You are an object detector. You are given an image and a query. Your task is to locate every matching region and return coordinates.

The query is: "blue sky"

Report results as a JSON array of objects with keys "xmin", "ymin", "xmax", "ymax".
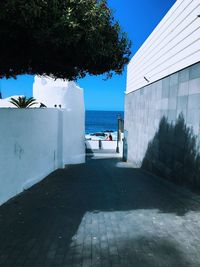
[{"xmin": 0, "ymin": 0, "xmax": 175, "ymax": 111}]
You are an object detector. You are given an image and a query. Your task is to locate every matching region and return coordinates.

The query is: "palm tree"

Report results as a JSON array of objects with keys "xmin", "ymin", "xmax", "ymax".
[{"xmin": 9, "ymin": 96, "xmax": 37, "ymax": 108}]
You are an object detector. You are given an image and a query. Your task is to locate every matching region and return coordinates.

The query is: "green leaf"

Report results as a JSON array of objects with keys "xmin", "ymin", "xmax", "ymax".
[{"xmin": 0, "ymin": 0, "xmax": 131, "ymax": 80}]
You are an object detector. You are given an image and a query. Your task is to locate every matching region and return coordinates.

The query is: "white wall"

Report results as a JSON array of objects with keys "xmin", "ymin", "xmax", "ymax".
[
  {"xmin": 62, "ymin": 86, "xmax": 85, "ymax": 164},
  {"xmin": 85, "ymin": 140, "xmax": 120, "ymax": 151},
  {"xmin": 86, "ymin": 140, "xmax": 100, "ymax": 150},
  {"xmin": 0, "ymin": 109, "xmax": 60, "ymax": 205},
  {"xmin": 101, "ymin": 141, "xmax": 117, "ymax": 150},
  {"xmin": 33, "ymin": 76, "xmax": 82, "ymax": 108},
  {"xmin": 127, "ymin": 0, "xmax": 200, "ymax": 94},
  {"xmin": 0, "ymin": 96, "xmax": 23, "ymax": 107},
  {"xmin": 0, "ymin": 106, "xmax": 85, "ymax": 205},
  {"xmin": 33, "ymin": 75, "xmax": 85, "ymax": 164},
  {"xmin": 0, "ymin": 76, "xmax": 85, "ymax": 205}
]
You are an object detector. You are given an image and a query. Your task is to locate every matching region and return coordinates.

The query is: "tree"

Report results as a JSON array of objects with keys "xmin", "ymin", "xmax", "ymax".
[
  {"xmin": 10, "ymin": 96, "xmax": 37, "ymax": 108},
  {"xmin": 0, "ymin": 0, "xmax": 131, "ymax": 80}
]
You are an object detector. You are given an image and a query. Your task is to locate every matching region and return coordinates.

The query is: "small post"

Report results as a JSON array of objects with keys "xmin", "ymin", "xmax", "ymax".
[
  {"xmin": 116, "ymin": 114, "xmax": 121, "ymax": 153},
  {"xmin": 0, "ymin": 80, "xmax": 2, "ymax": 99},
  {"xmin": 99, "ymin": 140, "xmax": 102, "ymax": 149}
]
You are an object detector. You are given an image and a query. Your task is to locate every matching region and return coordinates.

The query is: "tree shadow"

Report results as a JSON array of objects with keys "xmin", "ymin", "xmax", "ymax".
[
  {"xmin": 0, "ymin": 156, "xmax": 200, "ymax": 266},
  {"xmin": 142, "ymin": 114, "xmax": 200, "ymax": 191},
  {"xmin": 120, "ymin": 237, "xmax": 191, "ymax": 267}
]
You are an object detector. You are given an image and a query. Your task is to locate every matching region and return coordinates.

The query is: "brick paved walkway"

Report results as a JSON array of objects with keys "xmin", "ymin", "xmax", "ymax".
[{"xmin": 1, "ymin": 156, "xmax": 200, "ymax": 266}]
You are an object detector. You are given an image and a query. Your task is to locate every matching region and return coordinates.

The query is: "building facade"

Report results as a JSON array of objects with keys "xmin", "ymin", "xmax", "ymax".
[
  {"xmin": 125, "ymin": 0, "xmax": 200, "ymax": 185},
  {"xmin": 0, "ymin": 77, "xmax": 85, "ymax": 205}
]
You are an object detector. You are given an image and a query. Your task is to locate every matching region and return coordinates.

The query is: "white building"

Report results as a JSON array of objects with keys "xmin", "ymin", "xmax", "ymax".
[
  {"xmin": 0, "ymin": 76, "xmax": 85, "ymax": 205},
  {"xmin": 33, "ymin": 76, "xmax": 82, "ymax": 108},
  {"xmin": 0, "ymin": 95, "xmax": 24, "ymax": 107},
  {"xmin": 126, "ymin": 0, "xmax": 200, "ymax": 94},
  {"xmin": 125, "ymin": 0, "xmax": 200, "ymax": 168}
]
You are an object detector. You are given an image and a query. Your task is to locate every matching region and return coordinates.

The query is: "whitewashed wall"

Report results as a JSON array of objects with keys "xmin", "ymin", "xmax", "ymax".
[
  {"xmin": 62, "ymin": 87, "xmax": 85, "ymax": 164},
  {"xmin": 0, "ymin": 109, "xmax": 60, "ymax": 205},
  {"xmin": 33, "ymin": 76, "xmax": 82, "ymax": 108},
  {"xmin": 33, "ymin": 75, "xmax": 85, "ymax": 164},
  {"xmin": 0, "ymin": 95, "xmax": 23, "ymax": 107},
  {"xmin": 85, "ymin": 140, "xmax": 118, "ymax": 150},
  {"xmin": 0, "ymin": 76, "xmax": 85, "ymax": 205},
  {"xmin": 0, "ymin": 107, "xmax": 85, "ymax": 205},
  {"xmin": 127, "ymin": 0, "xmax": 200, "ymax": 94}
]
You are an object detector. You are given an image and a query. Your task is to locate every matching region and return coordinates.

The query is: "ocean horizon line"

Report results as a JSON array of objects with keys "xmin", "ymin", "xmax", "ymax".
[{"xmin": 86, "ymin": 110, "xmax": 124, "ymax": 112}]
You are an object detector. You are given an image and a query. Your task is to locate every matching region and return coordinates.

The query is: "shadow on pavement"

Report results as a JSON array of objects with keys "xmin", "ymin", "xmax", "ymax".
[{"xmin": 0, "ymin": 157, "xmax": 199, "ymax": 266}]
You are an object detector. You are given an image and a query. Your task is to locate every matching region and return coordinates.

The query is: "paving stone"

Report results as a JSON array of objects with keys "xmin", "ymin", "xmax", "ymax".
[{"xmin": 1, "ymin": 157, "xmax": 200, "ymax": 266}]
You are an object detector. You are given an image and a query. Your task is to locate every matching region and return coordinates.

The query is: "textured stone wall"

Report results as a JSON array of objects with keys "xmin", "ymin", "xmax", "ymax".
[{"xmin": 125, "ymin": 62, "xmax": 200, "ymax": 171}]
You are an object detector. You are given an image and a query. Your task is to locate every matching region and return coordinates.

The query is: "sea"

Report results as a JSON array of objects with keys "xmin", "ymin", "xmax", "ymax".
[{"xmin": 85, "ymin": 110, "xmax": 124, "ymax": 134}]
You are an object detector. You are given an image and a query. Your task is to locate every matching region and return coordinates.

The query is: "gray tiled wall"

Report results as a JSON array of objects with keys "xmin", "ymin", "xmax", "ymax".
[{"xmin": 125, "ymin": 62, "xmax": 200, "ymax": 167}]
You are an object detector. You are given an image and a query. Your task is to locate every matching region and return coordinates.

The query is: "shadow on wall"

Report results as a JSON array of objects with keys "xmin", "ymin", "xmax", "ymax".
[{"xmin": 142, "ymin": 114, "xmax": 200, "ymax": 191}]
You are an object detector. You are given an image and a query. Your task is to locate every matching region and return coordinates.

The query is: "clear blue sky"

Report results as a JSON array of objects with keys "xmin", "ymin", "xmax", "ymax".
[{"xmin": 0, "ymin": 0, "xmax": 175, "ymax": 111}]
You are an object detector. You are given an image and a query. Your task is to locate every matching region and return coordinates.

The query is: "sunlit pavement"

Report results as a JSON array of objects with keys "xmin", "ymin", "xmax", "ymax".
[{"xmin": 1, "ymin": 156, "xmax": 200, "ymax": 267}]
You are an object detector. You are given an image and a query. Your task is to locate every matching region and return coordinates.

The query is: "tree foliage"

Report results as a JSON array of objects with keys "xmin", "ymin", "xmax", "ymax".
[
  {"xmin": 0, "ymin": 0, "xmax": 131, "ymax": 80},
  {"xmin": 10, "ymin": 96, "xmax": 37, "ymax": 108}
]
